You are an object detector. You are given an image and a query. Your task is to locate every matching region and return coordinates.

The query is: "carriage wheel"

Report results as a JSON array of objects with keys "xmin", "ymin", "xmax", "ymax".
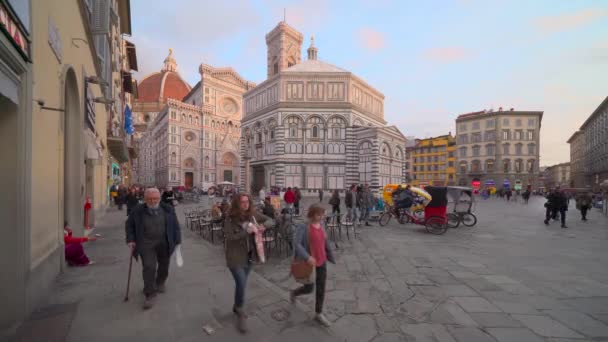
[
  {"xmin": 425, "ymin": 216, "xmax": 448, "ymax": 235},
  {"xmin": 379, "ymin": 213, "xmax": 392, "ymax": 226},
  {"xmin": 447, "ymin": 213, "xmax": 460, "ymax": 228},
  {"xmin": 462, "ymin": 213, "xmax": 477, "ymax": 227}
]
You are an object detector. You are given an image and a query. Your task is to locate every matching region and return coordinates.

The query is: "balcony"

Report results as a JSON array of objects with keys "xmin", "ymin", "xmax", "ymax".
[{"xmin": 107, "ymin": 122, "xmax": 129, "ymax": 163}]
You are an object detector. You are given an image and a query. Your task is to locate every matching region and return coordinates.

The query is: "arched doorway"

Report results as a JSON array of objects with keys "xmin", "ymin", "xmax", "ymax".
[
  {"xmin": 63, "ymin": 69, "xmax": 84, "ymax": 235},
  {"xmin": 220, "ymin": 152, "xmax": 238, "ymax": 183}
]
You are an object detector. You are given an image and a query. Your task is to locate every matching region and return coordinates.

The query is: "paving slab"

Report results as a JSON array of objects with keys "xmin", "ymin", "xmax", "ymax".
[
  {"xmin": 544, "ymin": 310, "xmax": 608, "ymax": 338},
  {"xmin": 486, "ymin": 328, "xmax": 546, "ymax": 342},
  {"xmin": 469, "ymin": 313, "xmax": 524, "ymax": 328},
  {"xmin": 446, "ymin": 326, "xmax": 497, "ymax": 342},
  {"xmin": 451, "ymin": 297, "xmax": 502, "ymax": 313},
  {"xmin": 513, "ymin": 314, "xmax": 584, "ymax": 339}
]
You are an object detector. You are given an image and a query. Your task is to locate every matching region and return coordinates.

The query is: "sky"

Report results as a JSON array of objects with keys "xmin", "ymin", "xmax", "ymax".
[{"xmin": 130, "ymin": 0, "xmax": 608, "ymax": 166}]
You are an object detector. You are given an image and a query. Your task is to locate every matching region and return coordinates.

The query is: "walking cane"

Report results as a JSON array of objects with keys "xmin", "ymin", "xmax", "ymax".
[{"xmin": 124, "ymin": 252, "xmax": 134, "ymax": 302}]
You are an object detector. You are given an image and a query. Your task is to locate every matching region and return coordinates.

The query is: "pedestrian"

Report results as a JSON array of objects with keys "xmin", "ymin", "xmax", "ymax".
[
  {"xmin": 258, "ymin": 186, "xmax": 266, "ymax": 204},
  {"xmin": 290, "ymin": 204, "xmax": 335, "ymax": 327},
  {"xmin": 284, "ymin": 187, "xmax": 296, "ymax": 212},
  {"xmin": 318, "ymin": 188, "xmax": 324, "ymax": 203},
  {"xmin": 329, "ymin": 190, "xmax": 341, "ymax": 222},
  {"xmin": 126, "ymin": 187, "xmax": 139, "ymax": 216},
  {"xmin": 125, "ymin": 188, "xmax": 182, "ymax": 310},
  {"xmin": 223, "ymin": 193, "xmax": 268, "ymax": 333},
  {"xmin": 360, "ymin": 184, "xmax": 373, "ymax": 226},
  {"xmin": 294, "ymin": 187, "xmax": 302, "ymax": 216},
  {"xmin": 110, "ymin": 183, "xmax": 118, "ymax": 207},
  {"xmin": 544, "ymin": 187, "xmax": 568, "ymax": 228},
  {"xmin": 345, "ymin": 184, "xmax": 357, "ymax": 223},
  {"xmin": 523, "ymin": 188, "xmax": 531, "ymax": 205},
  {"xmin": 117, "ymin": 184, "xmax": 128, "ymax": 210},
  {"xmin": 575, "ymin": 191, "xmax": 592, "ymax": 221},
  {"xmin": 506, "ymin": 189, "xmax": 512, "ymax": 202}
]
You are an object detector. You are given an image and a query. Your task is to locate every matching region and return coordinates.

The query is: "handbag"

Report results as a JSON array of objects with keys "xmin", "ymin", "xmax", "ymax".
[
  {"xmin": 251, "ymin": 216, "xmax": 266, "ymax": 264},
  {"xmin": 290, "ymin": 226, "xmax": 313, "ymax": 284}
]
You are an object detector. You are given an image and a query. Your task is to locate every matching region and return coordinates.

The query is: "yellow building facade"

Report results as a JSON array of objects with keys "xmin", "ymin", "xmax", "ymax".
[
  {"xmin": 0, "ymin": 0, "xmax": 134, "ymax": 336},
  {"xmin": 410, "ymin": 134, "xmax": 456, "ymax": 187}
]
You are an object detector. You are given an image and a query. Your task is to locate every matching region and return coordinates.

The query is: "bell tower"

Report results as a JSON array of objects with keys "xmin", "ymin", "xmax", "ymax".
[{"xmin": 265, "ymin": 21, "xmax": 303, "ymax": 78}]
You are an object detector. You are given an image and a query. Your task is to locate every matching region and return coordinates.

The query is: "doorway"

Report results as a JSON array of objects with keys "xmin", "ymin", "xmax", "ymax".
[
  {"xmin": 223, "ymin": 170, "xmax": 233, "ymax": 183},
  {"xmin": 63, "ymin": 69, "xmax": 83, "ymax": 235},
  {"xmin": 185, "ymin": 172, "xmax": 193, "ymax": 188},
  {"xmin": 253, "ymin": 167, "xmax": 265, "ymax": 194}
]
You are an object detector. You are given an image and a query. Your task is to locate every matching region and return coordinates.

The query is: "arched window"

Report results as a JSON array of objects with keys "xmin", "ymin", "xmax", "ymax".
[
  {"xmin": 514, "ymin": 159, "xmax": 523, "ymax": 173},
  {"xmin": 285, "ymin": 116, "xmax": 302, "ymax": 138},
  {"xmin": 471, "ymin": 160, "xmax": 481, "ymax": 172},
  {"xmin": 527, "ymin": 159, "xmax": 535, "ymax": 173},
  {"xmin": 182, "ymin": 114, "xmax": 186, "ymax": 122},
  {"xmin": 189, "ymin": 115, "xmax": 193, "ymax": 124},
  {"xmin": 195, "ymin": 116, "xmax": 199, "ymax": 125},
  {"xmin": 306, "ymin": 116, "xmax": 324, "ymax": 139},
  {"xmin": 503, "ymin": 159, "xmax": 510, "ymax": 173}
]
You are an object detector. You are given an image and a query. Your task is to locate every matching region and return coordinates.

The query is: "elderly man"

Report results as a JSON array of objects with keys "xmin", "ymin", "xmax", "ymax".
[{"xmin": 126, "ymin": 187, "xmax": 182, "ymax": 309}]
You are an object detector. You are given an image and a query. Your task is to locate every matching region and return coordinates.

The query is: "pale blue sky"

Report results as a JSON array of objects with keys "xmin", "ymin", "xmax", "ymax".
[{"xmin": 131, "ymin": 0, "xmax": 608, "ymax": 165}]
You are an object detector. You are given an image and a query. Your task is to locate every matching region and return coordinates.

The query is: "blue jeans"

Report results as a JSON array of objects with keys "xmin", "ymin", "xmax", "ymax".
[{"xmin": 229, "ymin": 262, "xmax": 252, "ymax": 308}]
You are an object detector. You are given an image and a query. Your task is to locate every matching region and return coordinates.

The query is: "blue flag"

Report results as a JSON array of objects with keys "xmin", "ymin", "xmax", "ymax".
[{"xmin": 124, "ymin": 104, "xmax": 134, "ymax": 135}]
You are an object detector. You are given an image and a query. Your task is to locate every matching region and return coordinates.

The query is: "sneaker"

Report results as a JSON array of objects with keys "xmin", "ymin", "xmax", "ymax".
[
  {"xmin": 143, "ymin": 294, "xmax": 156, "ymax": 310},
  {"xmin": 544, "ymin": 220, "xmax": 549, "ymax": 225},
  {"xmin": 561, "ymin": 225, "xmax": 568, "ymax": 229},
  {"xmin": 156, "ymin": 283, "xmax": 166, "ymax": 293},
  {"xmin": 365, "ymin": 222, "xmax": 371, "ymax": 227},
  {"xmin": 315, "ymin": 313, "xmax": 331, "ymax": 327},
  {"xmin": 233, "ymin": 306, "xmax": 248, "ymax": 318}
]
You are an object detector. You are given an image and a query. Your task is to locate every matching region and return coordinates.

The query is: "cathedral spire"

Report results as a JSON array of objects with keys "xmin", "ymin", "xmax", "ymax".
[
  {"xmin": 163, "ymin": 48, "xmax": 177, "ymax": 72},
  {"xmin": 307, "ymin": 35, "xmax": 318, "ymax": 60}
]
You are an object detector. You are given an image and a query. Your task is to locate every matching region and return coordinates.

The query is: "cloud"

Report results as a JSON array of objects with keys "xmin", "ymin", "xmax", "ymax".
[
  {"xmin": 358, "ymin": 27, "xmax": 386, "ymax": 51},
  {"xmin": 532, "ymin": 8, "xmax": 608, "ymax": 34},
  {"xmin": 421, "ymin": 47, "xmax": 470, "ymax": 63}
]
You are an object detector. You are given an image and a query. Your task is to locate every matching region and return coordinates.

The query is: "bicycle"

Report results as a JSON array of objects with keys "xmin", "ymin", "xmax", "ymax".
[{"xmin": 379, "ymin": 205, "xmax": 410, "ymax": 226}]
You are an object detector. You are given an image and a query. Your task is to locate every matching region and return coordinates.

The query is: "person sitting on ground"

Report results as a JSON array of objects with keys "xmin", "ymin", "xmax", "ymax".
[{"xmin": 64, "ymin": 222, "xmax": 97, "ymax": 266}]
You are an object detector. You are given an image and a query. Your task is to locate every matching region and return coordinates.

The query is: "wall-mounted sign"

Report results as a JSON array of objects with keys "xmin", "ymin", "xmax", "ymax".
[
  {"xmin": 85, "ymin": 82, "xmax": 96, "ymax": 133},
  {"xmin": 48, "ymin": 16, "xmax": 62, "ymax": 62},
  {"xmin": 0, "ymin": 3, "xmax": 30, "ymax": 60}
]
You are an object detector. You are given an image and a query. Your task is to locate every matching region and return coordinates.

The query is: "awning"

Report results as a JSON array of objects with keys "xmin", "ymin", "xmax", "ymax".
[
  {"xmin": 85, "ymin": 130, "xmax": 103, "ymax": 160},
  {"xmin": 0, "ymin": 70, "xmax": 19, "ymax": 104},
  {"xmin": 107, "ymin": 136, "xmax": 129, "ymax": 163}
]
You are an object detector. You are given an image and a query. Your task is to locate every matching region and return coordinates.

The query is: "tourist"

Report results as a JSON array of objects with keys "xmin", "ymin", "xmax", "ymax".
[
  {"xmin": 126, "ymin": 187, "xmax": 140, "ymax": 216},
  {"xmin": 329, "ymin": 190, "xmax": 341, "ymax": 222},
  {"xmin": 223, "ymin": 193, "xmax": 268, "ymax": 333},
  {"xmin": 126, "ymin": 187, "xmax": 182, "ymax": 310},
  {"xmin": 262, "ymin": 196, "xmax": 276, "ymax": 219},
  {"xmin": 544, "ymin": 187, "xmax": 568, "ymax": 228},
  {"xmin": 318, "ymin": 188, "xmax": 324, "ymax": 203},
  {"xmin": 345, "ymin": 184, "xmax": 356, "ymax": 222},
  {"xmin": 290, "ymin": 204, "xmax": 335, "ymax": 327},
  {"xmin": 117, "ymin": 184, "xmax": 128, "ymax": 210},
  {"xmin": 575, "ymin": 191, "xmax": 592, "ymax": 221},
  {"xmin": 360, "ymin": 184, "xmax": 373, "ymax": 226},
  {"xmin": 258, "ymin": 186, "xmax": 266, "ymax": 204},
  {"xmin": 294, "ymin": 187, "xmax": 302, "ymax": 216},
  {"xmin": 64, "ymin": 222, "xmax": 97, "ymax": 266},
  {"xmin": 284, "ymin": 187, "xmax": 296, "ymax": 211}
]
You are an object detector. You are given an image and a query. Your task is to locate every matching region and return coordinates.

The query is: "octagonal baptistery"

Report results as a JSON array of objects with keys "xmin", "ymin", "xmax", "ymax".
[{"xmin": 241, "ymin": 22, "xmax": 407, "ymax": 194}]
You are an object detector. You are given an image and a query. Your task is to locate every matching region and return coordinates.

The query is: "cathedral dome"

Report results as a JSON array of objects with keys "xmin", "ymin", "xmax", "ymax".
[{"xmin": 137, "ymin": 49, "xmax": 191, "ymax": 102}]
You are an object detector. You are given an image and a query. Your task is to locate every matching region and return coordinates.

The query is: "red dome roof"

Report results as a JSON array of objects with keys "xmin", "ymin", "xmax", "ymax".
[{"xmin": 137, "ymin": 71, "xmax": 191, "ymax": 102}]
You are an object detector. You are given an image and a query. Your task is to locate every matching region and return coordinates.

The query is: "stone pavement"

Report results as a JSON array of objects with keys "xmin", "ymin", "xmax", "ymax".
[
  {"xmin": 256, "ymin": 195, "xmax": 608, "ymax": 342},
  {"xmin": 11, "ymin": 195, "xmax": 608, "ymax": 342},
  {"xmin": 11, "ymin": 204, "xmax": 340, "ymax": 342}
]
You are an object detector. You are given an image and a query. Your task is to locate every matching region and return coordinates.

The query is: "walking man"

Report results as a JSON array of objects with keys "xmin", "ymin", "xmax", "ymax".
[
  {"xmin": 575, "ymin": 191, "xmax": 592, "ymax": 221},
  {"xmin": 126, "ymin": 187, "xmax": 182, "ymax": 309}
]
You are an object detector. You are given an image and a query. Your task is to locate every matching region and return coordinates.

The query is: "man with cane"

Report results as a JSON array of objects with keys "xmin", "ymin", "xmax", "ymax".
[{"xmin": 126, "ymin": 187, "xmax": 182, "ymax": 309}]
